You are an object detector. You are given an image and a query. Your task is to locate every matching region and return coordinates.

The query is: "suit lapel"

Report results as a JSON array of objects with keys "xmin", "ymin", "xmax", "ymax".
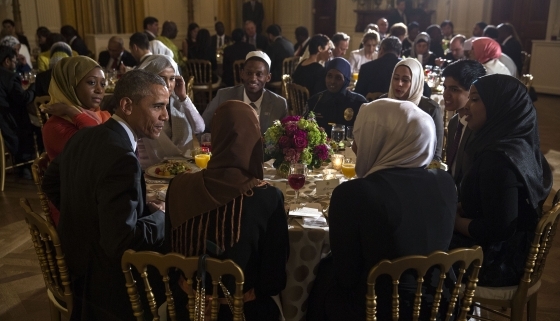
[{"xmin": 104, "ymin": 118, "xmax": 134, "ymax": 153}]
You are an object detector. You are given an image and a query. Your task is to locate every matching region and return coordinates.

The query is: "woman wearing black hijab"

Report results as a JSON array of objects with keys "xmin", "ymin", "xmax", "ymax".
[
  {"xmin": 452, "ymin": 74, "xmax": 552, "ymax": 287},
  {"xmin": 305, "ymin": 57, "xmax": 367, "ymax": 136}
]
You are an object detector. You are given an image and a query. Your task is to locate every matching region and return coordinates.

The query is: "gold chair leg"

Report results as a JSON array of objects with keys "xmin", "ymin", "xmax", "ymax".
[
  {"xmin": 48, "ymin": 300, "xmax": 62, "ymax": 321},
  {"xmin": 527, "ymin": 294, "xmax": 538, "ymax": 321}
]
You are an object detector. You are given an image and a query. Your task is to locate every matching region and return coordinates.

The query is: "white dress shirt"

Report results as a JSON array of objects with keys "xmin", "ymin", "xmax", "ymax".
[{"xmin": 243, "ymin": 89, "xmax": 264, "ymax": 116}]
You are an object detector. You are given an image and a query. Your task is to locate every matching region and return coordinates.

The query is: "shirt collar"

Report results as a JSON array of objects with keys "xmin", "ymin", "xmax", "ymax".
[
  {"xmin": 112, "ymin": 114, "xmax": 138, "ymax": 151},
  {"xmin": 501, "ymin": 35, "xmax": 512, "ymax": 46},
  {"xmin": 145, "ymin": 30, "xmax": 156, "ymax": 38},
  {"xmin": 243, "ymin": 89, "xmax": 265, "ymax": 115},
  {"xmin": 69, "ymin": 36, "xmax": 77, "ymax": 45}
]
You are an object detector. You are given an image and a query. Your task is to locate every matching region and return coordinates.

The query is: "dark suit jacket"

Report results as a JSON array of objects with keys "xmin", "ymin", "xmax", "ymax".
[
  {"xmin": 98, "ymin": 50, "xmax": 137, "ymax": 69},
  {"xmin": 70, "ymin": 36, "xmax": 89, "ymax": 56},
  {"xmin": 266, "ymin": 36, "xmax": 294, "ymax": 82},
  {"xmin": 355, "ymin": 53, "xmax": 400, "ymax": 97},
  {"xmin": 144, "ymin": 30, "xmax": 156, "ymax": 41},
  {"xmin": 210, "ymin": 34, "xmax": 232, "ymax": 49},
  {"xmin": 222, "ymin": 41, "xmax": 256, "ymax": 86},
  {"xmin": 446, "ymin": 114, "xmax": 472, "ymax": 187},
  {"xmin": 501, "ymin": 38, "xmax": 523, "ymax": 74},
  {"xmin": 242, "ymin": 1, "xmax": 265, "ymax": 32},
  {"xmin": 33, "ymin": 69, "xmax": 52, "ymax": 97},
  {"xmin": 42, "ymin": 118, "xmax": 166, "ymax": 321},
  {"xmin": 245, "ymin": 33, "xmax": 269, "ymax": 51},
  {"xmin": 387, "ymin": 9, "xmax": 407, "ymax": 28}
]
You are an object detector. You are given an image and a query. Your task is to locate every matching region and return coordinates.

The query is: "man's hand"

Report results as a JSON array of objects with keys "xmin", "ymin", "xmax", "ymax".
[
  {"xmin": 148, "ymin": 200, "xmax": 166, "ymax": 213},
  {"xmin": 40, "ymin": 102, "xmax": 81, "ymax": 118}
]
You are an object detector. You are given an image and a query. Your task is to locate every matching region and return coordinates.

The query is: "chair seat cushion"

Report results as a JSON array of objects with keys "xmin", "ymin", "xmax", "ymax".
[{"xmin": 474, "ymin": 280, "xmax": 541, "ymax": 301}]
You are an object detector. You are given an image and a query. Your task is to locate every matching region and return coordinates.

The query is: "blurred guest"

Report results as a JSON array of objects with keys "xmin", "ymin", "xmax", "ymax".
[
  {"xmin": 451, "ymin": 74, "xmax": 552, "ymax": 287},
  {"xmin": 435, "ymin": 34, "xmax": 466, "ymax": 67},
  {"xmin": 189, "ymin": 28, "xmax": 218, "ymax": 77},
  {"xmin": 440, "ymin": 20, "xmax": 455, "ymax": 40},
  {"xmin": 441, "ymin": 60, "xmax": 486, "ymax": 186},
  {"xmin": 388, "ymin": 0, "xmax": 407, "ymax": 27},
  {"xmin": 497, "ymin": 23, "xmax": 523, "ymax": 74},
  {"xmin": 156, "ymin": 21, "xmax": 183, "ymax": 68},
  {"xmin": 202, "ymin": 51, "xmax": 286, "ymax": 135},
  {"xmin": 292, "ymin": 34, "xmax": 330, "ymax": 96},
  {"xmin": 472, "ymin": 21, "xmax": 487, "ymax": 37},
  {"xmin": 483, "ymin": 25, "xmax": 499, "ymax": 40},
  {"xmin": 2, "ymin": 19, "xmax": 30, "ymax": 49},
  {"xmin": 377, "ymin": 18, "xmax": 389, "ymax": 39},
  {"xmin": 169, "ymin": 101, "xmax": 288, "ymax": 321},
  {"xmin": 471, "ymin": 37, "xmax": 510, "ymax": 75},
  {"xmin": 406, "ymin": 32, "xmax": 436, "ymax": 67},
  {"xmin": 33, "ymin": 42, "xmax": 72, "ymax": 97},
  {"xmin": 222, "ymin": 28, "xmax": 255, "ymax": 86},
  {"xmin": 355, "ymin": 36, "xmax": 401, "ymax": 97},
  {"xmin": 426, "ymin": 24, "xmax": 444, "ymax": 58},
  {"xmin": 293, "ymin": 26, "xmax": 310, "ymax": 57},
  {"xmin": 129, "ymin": 32, "xmax": 152, "ymax": 66},
  {"xmin": 182, "ymin": 22, "xmax": 199, "ymax": 58},
  {"xmin": 36, "ymin": 26, "xmax": 51, "ymax": 52},
  {"xmin": 265, "ymin": 24, "xmax": 294, "ymax": 82},
  {"xmin": 348, "ymin": 30, "xmax": 379, "ymax": 74},
  {"xmin": 305, "ymin": 57, "xmax": 366, "ymax": 135},
  {"xmin": 331, "ymin": 32, "xmax": 350, "ymax": 58},
  {"xmin": 1, "ymin": 36, "xmax": 31, "ymax": 72},
  {"xmin": 149, "ymin": 39, "xmax": 173, "ymax": 58},
  {"xmin": 211, "ymin": 21, "xmax": 231, "ymax": 51},
  {"xmin": 364, "ymin": 23, "xmax": 379, "ymax": 33},
  {"xmin": 60, "ymin": 25, "xmax": 89, "ymax": 56},
  {"xmin": 389, "ymin": 22, "xmax": 407, "ymax": 42},
  {"xmin": 143, "ymin": 16, "xmax": 159, "ymax": 41},
  {"xmin": 98, "ymin": 36, "xmax": 136, "ymax": 70},
  {"xmin": 243, "ymin": 20, "xmax": 268, "ymax": 51},
  {"xmin": 386, "ymin": 58, "xmax": 443, "ymax": 160},
  {"xmin": 37, "ymin": 32, "xmax": 78, "ymax": 72},
  {"xmin": 402, "ymin": 21, "xmax": 419, "ymax": 55},
  {"xmin": 242, "ymin": 0, "xmax": 265, "ymax": 34},
  {"xmin": 307, "ymin": 98, "xmax": 456, "ymax": 321},
  {"xmin": 136, "ymin": 55, "xmax": 204, "ymax": 168}
]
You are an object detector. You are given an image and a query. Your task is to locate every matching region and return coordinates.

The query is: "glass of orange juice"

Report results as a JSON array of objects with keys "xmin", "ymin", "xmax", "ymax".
[
  {"xmin": 195, "ymin": 153, "xmax": 211, "ymax": 169},
  {"xmin": 341, "ymin": 158, "xmax": 356, "ymax": 179}
]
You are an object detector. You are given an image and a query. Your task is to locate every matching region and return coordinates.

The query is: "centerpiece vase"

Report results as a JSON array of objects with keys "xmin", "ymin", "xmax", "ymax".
[{"xmin": 276, "ymin": 162, "xmax": 291, "ymax": 179}]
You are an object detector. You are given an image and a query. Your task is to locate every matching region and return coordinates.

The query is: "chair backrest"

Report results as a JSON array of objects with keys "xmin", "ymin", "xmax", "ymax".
[
  {"xmin": 186, "ymin": 75, "xmax": 195, "ymax": 102},
  {"xmin": 286, "ymin": 82, "xmax": 309, "ymax": 116},
  {"xmin": 281, "ymin": 74, "xmax": 292, "ymax": 100},
  {"xmin": 33, "ymin": 95, "xmax": 51, "ymax": 128},
  {"xmin": 184, "ymin": 59, "xmax": 213, "ymax": 86},
  {"xmin": 553, "ymin": 189, "xmax": 560, "ymax": 207},
  {"xmin": 233, "ymin": 59, "xmax": 245, "ymax": 86},
  {"xmin": 20, "ymin": 198, "xmax": 73, "ymax": 315},
  {"xmin": 366, "ymin": 246, "xmax": 483, "ymax": 321},
  {"xmin": 365, "ymin": 92, "xmax": 383, "ymax": 102},
  {"xmin": 282, "ymin": 56, "xmax": 301, "ymax": 77},
  {"xmin": 521, "ymin": 51, "xmax": 531, "ymax": 75},
  {"xmin": 520, "ymin": 74, "xmax": 533, "ymax": 90},
  {"xmin": 31, "ymin": 153, "xmax": 55, "ymax": 225},
  {"xmin": 121, "ymin": 249, "xmax": 245, "ymax": 321}
]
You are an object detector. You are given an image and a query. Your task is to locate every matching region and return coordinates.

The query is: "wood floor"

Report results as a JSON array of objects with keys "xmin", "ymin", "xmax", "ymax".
[{"xmin": 0, "ymin": 95, "xmax": 559, "ymax": 321}]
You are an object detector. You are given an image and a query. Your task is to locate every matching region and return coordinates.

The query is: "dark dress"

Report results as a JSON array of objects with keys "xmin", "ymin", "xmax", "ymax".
[
  {"xmin": 307, "ymin": 167, "xmax": 457, "ymax": 321},
  {"xmin": 291, "ymin": 60, "xmax": 327, "ymax": 97},
  {"xmin": 306, "ymin": 89, "xmax": 367, "ymax": 136},
  {"xmin": 171, "ymin": 185, "xmax": 289, "ymax": 321}
]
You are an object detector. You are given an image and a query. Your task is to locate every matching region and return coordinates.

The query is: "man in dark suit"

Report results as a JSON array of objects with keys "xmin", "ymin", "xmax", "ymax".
[
  {"xmin": 355, "ymin": 36, "xmax": 401, "ymax": 98},
  {"xmin": 265, "ymin": 24, "xmax": 294, "ymax": 82},
  {"xmin": 244, "ymin": 20, "xmax": 268, "ymax": 51},
  {"xmin": 210, "ymin": 21, "xmax": 231, "ymax": 51},
  {"xmin": 441, "ymin": 60, "xmax": 486, "ymax": 187},
  {"xmin": 387, "ymin": 0, "xmax": 407, "ymax": 28},
  {"xmin": 222, "ymin": 28, "xmax": 255, "ymax": 86},
  {"xmin": 242, "ymin": 0, "xmax": 265, "ymax": 34},
  {"xmin": 128, "ymin": 32, "xmax": 152, "ymax": 68},
  {"xmin": 203, "ymin": 51, "xmax": 287, "ymax": 135},
  {"xmin": 60, "ymin": 25, "xmax": 89, "ymax": 56},
  {"xmin": 42, "ymin": 70, "xmax": 170, "ymax": 321},
  {"xmin": 143, "ymin": 16, "xmax": 159, "ymax": 41},
  {"xmin": 293, "ymin": 26, "xmax": 310, "ymax": 57},
  {"xmin": 98, "ymin": 36, "xmax": 137, "ymax": 70},
  {"xmin": 497, "ymin": 23, "xmax": 523, "ymax": 75}
]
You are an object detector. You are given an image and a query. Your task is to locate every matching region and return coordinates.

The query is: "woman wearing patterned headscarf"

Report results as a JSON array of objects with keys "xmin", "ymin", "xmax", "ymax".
[
  {"xmin": 471, "ymin": 37, "xmax": 510, "ymax": 75},
  {"xmin": 307, "ymin": 98, "xmax": 456, "ymax": 321},
  {"xmin": 407, "ymin": 32, "xmax": 436, "ymax": 67},
  {"xmin": 452, "ymin": 74, "xmax": 552, "ymax": 286},
  {"xmin": 167, "ymin": 101, "xmax": 288, "ymax": 321},
  {"xmin": 305, "ymin": 57, "xmax": 367, "ymax": 136},
  {"xmin": 384, "ymin": 58, "xmax": 443, "ymax": 160},
  {"xmin": 136, "ymin": 54, "xmax": 205, "ymax": 168}
]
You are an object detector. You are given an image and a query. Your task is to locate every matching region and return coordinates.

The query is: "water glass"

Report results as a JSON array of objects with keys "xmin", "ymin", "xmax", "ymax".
[
  {"xmin": 346, "ymin": 126, "xmax": 354, "ymax": 146},
  {"xmin": 331, "ymin": 124, "xmax": 345, "ymax": 152},
  {"xmin": 201, "ymin": 133, "xmax": 212, "ymax": 151}
]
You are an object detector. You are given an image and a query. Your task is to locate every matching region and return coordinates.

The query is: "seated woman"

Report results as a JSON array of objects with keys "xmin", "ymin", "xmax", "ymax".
[
  {"xmin": 156, "ymin": 20, "xmax": 184, "ymax": 69},
  {"xmin": 167, "ymin": 101, "xmax": 289, "ymax": 320},
  {"xmin": 37, "ymin": 33, "xmax": 79, "ymax": 72},
  {"xmin": 182, "ymin": 22, "xmax": 199, "ymax": 59},
  {"xmin": 470, "ymin": 37, "xmax": 511, "ymax": 75},
  {"xmin": 452, "ymin": 74, "xmax": 552, "ymax": 287},
  {"xmin": 405, "ymin": 32, "xmax": 437, "ymax": 67},
  {"xmin": 305, "ymin": 57, "xmax": 367, "ymax": 136},
  {"xmin": 291, "ymin": 34, "xmax": 330, "ymax": 96},
  {"xmin": 136, "ymin": 54, "xmax": 205, "ymax": 168},
  {"xmin": 307, "ymin": 98, "xmax": 457, "ymax": 321},
  {"xmin": 385, "ymin": 58, "xmax": 443, "ymax": 160},
  {"xmin": 348, "ymin": 30, "xmax": 379, "ymax": 74},
  {"xmin": 41, "ymin": 56, "xmax": 110, "ymax": 160}
]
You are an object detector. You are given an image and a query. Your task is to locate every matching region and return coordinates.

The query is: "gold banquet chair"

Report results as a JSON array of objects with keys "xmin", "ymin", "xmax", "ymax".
[
  {"xmin": 268, "ymin": 56, "xmax": 301, "ymax": 93},
  {"xmin": 521, "ymin": 51, "xmax": 531, "ymax": 76},
  {"xmin": 0, "ymin": 129, "xmax": 35, "ymax": 191},
  {"xmin": 20, "ymin": 198, "xmax": 73, "ymax": 321},
  {"xmin": 33, "ymin": 95, "xmax": 51, "ymax": 128},
  {"xmin": 366, "ymin": 246, "xmax": 483, "ymax": 321},
  {"xmin": 281, "ymin": 74, "xmax": 292, "ymax": 100},
  {"xmin": 184, "ymin": 59, "xmax": 221, "ymax": 109},
  {"xmin": 232, "ymin": 59, "xmax": 244, "ymax": 86},
  {"xmin": 121, "ymin": 250, "xmax": 245, "ymax": 321},
  {"xmin": 469, "ymin": 202, "xmax": 560, "ymax": 321},
  {"xmin": 31, "ymin": 152, "xmax": 55, "ymax": 226},
  {"xmin": 186, "ymin": 75, "xmax": 195, "ymax": 102},
  {"xmin": 286, "ymin": 83, "xmax": 309, "ymax": 116},
  {"xmin": 520, "ymin": 74, "xmax": 534, "ymax": 91}
]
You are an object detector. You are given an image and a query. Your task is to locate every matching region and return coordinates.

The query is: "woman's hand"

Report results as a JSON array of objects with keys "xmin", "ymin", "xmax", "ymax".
[
  {"xmin": 175, "ymin": 75, "xmax": 188, "ymax": 102},
  {"xmin": 40, "ymin": 102, "xmax": 81, "ymax": 118}
]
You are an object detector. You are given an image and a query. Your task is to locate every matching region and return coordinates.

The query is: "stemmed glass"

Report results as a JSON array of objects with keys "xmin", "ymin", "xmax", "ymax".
[
  {"xmin": 288, "ymin": 163, "xmax": 306, "ymax": 204},
  {"xmin": 341, "ymin": 158, "xmax": 356, "ymax": 180},
  {"xmin": 331, "ymin": 124, "xmax": 345, "ymax": 152},
  {"xmin": 346, "ymin": 126, "xmax": 354, "ymax": 147}
]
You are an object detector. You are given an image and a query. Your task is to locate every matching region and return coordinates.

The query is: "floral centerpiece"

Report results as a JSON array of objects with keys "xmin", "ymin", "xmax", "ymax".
[{"xmin": 264, "ymin": 112, "xmax": 332, "ymax": 177}]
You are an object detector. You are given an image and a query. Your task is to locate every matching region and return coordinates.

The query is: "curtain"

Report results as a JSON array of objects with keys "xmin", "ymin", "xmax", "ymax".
[
  {"xmin": 91, "ymin": 0, "xmax": 118, "ymax": 33},
  {"xmin": 261, "ymin": 0, "xmax": 276, "ymax": 31},
  {"xmin": 59, "ymin": 0, "xmax": 93, "ymax": 37},
  {"xmin": 118, "ymin": 0, "xmax": 145, "ymax": 33},
  {"xmin": 218, "ymin": 0, "xmax": 237, "ymax": 35}
]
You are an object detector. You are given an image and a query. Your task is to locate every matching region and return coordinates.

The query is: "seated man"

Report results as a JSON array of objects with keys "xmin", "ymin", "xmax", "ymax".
[
  {"xmin": 60, "ymin": 25, "xmax": 89, "ymax": 56},
  {"xmin": 265, "ymin": 24, "xmax": 294, "ymax": 82},
  {"xmin": 202, "ymin": 51, "xmax": 287, "ymax": 135},
  {"xmin": 222, "ymin": 28, "xmax": 255, "ymax": 87},
  {"xmin": 42, "ymin": 70, "xmax": 169, "ymax": 321},
  {"xmin": 355, "ymin": 36, "xmax": 401, "ymax": 98},
  {"xmin": 435, "ymin": 34, "xmax": 466, "ymax": 67},
  {"xmin": 98, "ymin": 36, "xmax": 137, "ymax": 70}
]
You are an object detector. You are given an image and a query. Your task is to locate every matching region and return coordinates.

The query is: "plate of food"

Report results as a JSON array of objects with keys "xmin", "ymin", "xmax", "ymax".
[{"xmin": 145, "ymin": 160, "xmax": 197, "ymax": 179}]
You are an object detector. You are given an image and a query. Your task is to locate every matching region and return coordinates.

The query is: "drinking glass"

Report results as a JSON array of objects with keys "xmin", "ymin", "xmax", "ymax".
[
  {"xmin": 288, "ymin": 163, "xmax": 306, "ymax": 204},
  {"xmin": 341, "ymin": 158, "xmax": 356, "ymax": 180},
  {"xmin": 21, "ymin": 72, "xmax": 30, "ymax": 87},
  {"xmin": 201, "ymin": 133, "xmax": 212, "ymax": 151},
  {"xmin": 194, "ymin": 149, "xmax": 211, "ymax": 169},
  {"xmin": 346, "ymin": 126, "xmax": 354, "ymax": 146},
  {"xmin": 331, "ymin": 124, "xmax": 345, "ymax": 152}
]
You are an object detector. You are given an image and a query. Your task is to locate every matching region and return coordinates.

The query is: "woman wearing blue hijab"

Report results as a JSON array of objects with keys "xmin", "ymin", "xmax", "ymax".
[{"xmin": 305, "ymin": 57, "xmax": 367, "ymax": 135}]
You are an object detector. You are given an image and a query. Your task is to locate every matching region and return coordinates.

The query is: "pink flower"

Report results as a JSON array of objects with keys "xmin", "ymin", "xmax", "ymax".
[
  {"xmin": 278, "ymin": 135, "xmax": 291, "ymax": 148},
  {"xmin": 281, "ymin": 116, "xmax": 301, "ymax": 124},
  {"xmin": 314, "ymin": 144, "xmax": 329, "ymax": 161},
  {"xmin": 293, "ymin": 136, "xmax": 308, "ymax": 151},
  {"xmin": 283, "ymin": 148, "xmax": 301, "ymax": 163},
  {"xmin": 284, "ymin": 122, "xmax": 298, "ymax": 135}
]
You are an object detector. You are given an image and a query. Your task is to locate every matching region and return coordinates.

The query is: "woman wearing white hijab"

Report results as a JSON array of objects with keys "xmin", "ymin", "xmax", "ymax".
[
  {"xmin": 386, "ymin": 57, "xmax": 443, "ymax": 161},
  {"xmin": 136, "ymin": 54, "xmax": 205, "ymax": 168},
  {"xmin": 149, "ymin": 39, "xmax": 174, "ymax": 58},
  {"xmin": 307, "ymin": 98, "xmax": 457, "ymax": 321}
]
